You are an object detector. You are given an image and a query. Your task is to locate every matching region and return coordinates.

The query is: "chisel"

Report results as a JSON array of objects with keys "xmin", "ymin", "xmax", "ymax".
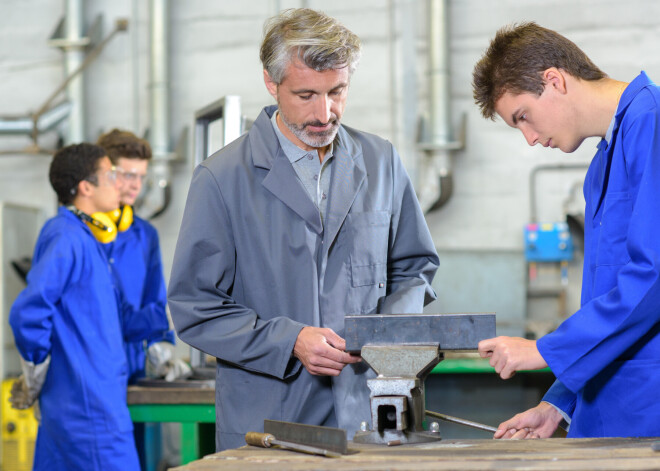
[{"xmin": 245, "ymin": 432, "xmax": 341, "ymax": 458}]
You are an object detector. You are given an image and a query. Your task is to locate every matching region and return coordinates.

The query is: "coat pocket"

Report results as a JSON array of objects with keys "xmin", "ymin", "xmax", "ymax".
[
  {"xmin": 595, "ymin": 192, "xmax": 632, "ymax": 267},
  {"xmin": 346, "ymin": 211, "xmax": 390, "ymax": 287}
]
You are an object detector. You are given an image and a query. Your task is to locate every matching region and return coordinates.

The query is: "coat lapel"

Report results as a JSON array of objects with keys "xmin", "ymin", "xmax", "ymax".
[
  {"xmin": 591, "ymin": 72, "xmax": 647, "ymax": 219},
  {"xmin": 590, "ymin": 140, "xmax": 612, "ymax": 220},
  {"xmin": 251, "ymin": 106, "xmax": 323, "ymax": 233},
  {"xmin": 323, "ymin": 128, "xmax": 366, "ymax": 250},
  {"xmin": 262, "ymin": 153, "xmax": 323, "ymax": 233}
]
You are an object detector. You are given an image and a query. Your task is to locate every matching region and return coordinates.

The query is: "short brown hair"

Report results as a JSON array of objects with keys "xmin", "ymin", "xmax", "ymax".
[
  {"xmin": 97, "ymin": 129, "xmax": 152, "ymax": 163},
  {"xmin": 472, "ymin": 22, "xmax": 607, "ymax": 120}
]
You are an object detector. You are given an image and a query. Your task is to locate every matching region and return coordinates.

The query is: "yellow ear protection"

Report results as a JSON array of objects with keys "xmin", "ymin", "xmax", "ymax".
[
  {"xmin": 68, "ymin": 206, "xmax": 117, "ymax": 244},
  {"xmin": 106, "ymin": 205, "xmax": 134, "ymax": 233},
  {"xmin": 68, "ymin": 205, "xmax": 133, "ymax": 244}
]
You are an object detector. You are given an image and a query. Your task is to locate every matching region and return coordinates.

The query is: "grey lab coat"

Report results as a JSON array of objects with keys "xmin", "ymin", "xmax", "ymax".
[{"xmin": 168, "ymin": 105, "xmax": 439, "ymax": 451}]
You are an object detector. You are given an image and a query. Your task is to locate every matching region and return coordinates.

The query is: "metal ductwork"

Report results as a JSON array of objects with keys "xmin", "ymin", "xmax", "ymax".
[
  {"xmin": 420, "ymin": 0, "xmax": 464, "ymax": 212},
  {"xmin": 0, "ymin": 7, "xmax": 127, "ymax": 154},
  {"xmin": 0, "ymin": 102, "xmax": 72, "ymax": 136},
  {"xmin": 142, "ymin": 0, "xmax": 175, "ymax": 219},
  {"xmin": 61, "ymin": 0, "xmax": 86, "ymax": 144}
]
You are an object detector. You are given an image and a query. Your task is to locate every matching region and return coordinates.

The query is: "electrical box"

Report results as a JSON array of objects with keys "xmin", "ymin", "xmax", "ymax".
[
  {"xmin": 2, "ymin": 379, "xmax": 38, "ymax": 471},
  {"xmin": 524, "ymin": 222, "xmax": 573, "ymax": 262}
]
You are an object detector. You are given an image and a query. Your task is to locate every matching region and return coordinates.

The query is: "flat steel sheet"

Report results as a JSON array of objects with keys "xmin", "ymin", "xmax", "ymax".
[
  {"xmin": 344, "ymin": 313, "xmax": 495, "ymax": 353},
  {"xmin": 264, "ymin": 419, "xmax": 348, "ymax": 455}
]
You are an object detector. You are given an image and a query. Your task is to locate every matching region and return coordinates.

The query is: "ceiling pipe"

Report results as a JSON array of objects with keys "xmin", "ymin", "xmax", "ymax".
[
  {"xmin": 0, "ymin": 102, "xmax": 72, "ymax": 136},
  {"xmin": 143, "ymin": 0, "xmax": 174, "ymax": 219},
  {"xmin": 62, "ymin": 0, "xmax": 85, "ymax": 144},
  {"xmin": 0, "ymin": 18, "xmax": 127, "ymax": 155},
  {"xmin": 420, "ymin": 0, "xmax": 464, "ymax": 212},
  {"xmin": 43, "ymin": 16, "xmax": 128, "ymax": 140}
]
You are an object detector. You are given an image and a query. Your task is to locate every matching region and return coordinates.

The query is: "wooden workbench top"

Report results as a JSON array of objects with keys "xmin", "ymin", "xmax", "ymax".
[
  {"xmin": 127, "ymin": 385, "xmax": 215, "ymax": 405},
  {"xmin": 172, "ymin": 437, "xmax": 660, "ymax": 470}
]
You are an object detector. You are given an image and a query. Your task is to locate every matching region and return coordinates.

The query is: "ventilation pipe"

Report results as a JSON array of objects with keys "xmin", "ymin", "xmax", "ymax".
[
  {"xmin": 144, "ymin": 0, "xmax": 174, "ymax": 218},
  {"xmin": 0, "ymin": 16, "xmax": 126, "ymax": 154},
  {"xmin": 61, "ymin": 0, "xmax": 86, "ymax": 144},
  {"xmin": 0, "ymin": 102, "xmax": 72, "ymax": 136},
  {"xmin": 421, "ymin": 0, "xmax": 463, "ymax": 212}
]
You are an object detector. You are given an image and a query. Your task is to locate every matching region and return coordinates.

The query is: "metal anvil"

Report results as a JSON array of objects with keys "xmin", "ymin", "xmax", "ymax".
[{"xmin": 344, "ymin": 313, "xmax": 496, "ymax": 445}]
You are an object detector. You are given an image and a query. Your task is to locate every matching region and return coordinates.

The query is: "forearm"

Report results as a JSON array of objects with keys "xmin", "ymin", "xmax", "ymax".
[
  {"xmin": 121, "ymin": 302, "xmax": 170, "ymax": 342},
  {"xmin": 169, "ymin": 293, "xmax": 306, "ymax": 378}
]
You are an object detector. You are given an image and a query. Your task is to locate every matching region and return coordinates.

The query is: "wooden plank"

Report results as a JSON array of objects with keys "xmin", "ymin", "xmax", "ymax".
[
  {"xmin": 171, "ymin": 438, "xmax": 660, "ymax": 470},
  {"xmin": 127, "ymin": 386, "xmax": 215, "ymax": 405}
]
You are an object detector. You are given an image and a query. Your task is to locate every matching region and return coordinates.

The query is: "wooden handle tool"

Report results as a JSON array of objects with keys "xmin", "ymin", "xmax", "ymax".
[{"xmin": 245, "ymin": 432, "xmax": 341, "ymax": 458}]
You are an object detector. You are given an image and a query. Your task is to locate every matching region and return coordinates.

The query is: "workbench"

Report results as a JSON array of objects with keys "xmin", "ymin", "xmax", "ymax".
[
  {"xmin": 127, "ymin": 385, "xmax": 215, "ymax": 465},
  {"xmin": 171, "ymin": 438, "xmax": 660, "ymax": 470},
  {"xmin": 125, "ymin": 358, "xmax": 549, "ymax": 464}
]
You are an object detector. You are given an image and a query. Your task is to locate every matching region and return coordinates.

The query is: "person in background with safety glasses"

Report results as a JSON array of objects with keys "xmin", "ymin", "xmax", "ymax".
[
  {"xmin": 97, "ymin": 129, "xmax": 189, "ymax": 468},
  {"xmin": 9, "ymin": 143, "xmax": 168, "ymax": 470},
  {"xmin": 97, "ymin": 129, "xmax": 189, "ymax": 385},
  {"xmin": 473, "ymin": 22, "xmax": 660, "ymax": 439}
]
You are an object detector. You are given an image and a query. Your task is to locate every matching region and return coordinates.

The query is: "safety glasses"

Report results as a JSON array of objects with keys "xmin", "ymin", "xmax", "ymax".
[
  {"xmin": 86, "ymin": 166, "xmax": 118, "ymax": 186},
  {"xmin": 116, "ymin": 167, "xmax": 147, "ymax": 183}
]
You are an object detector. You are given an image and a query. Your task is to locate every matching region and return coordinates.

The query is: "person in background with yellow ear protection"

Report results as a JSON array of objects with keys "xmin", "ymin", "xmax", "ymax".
[
  {"xmin": 97, "ymin": 129, "xmax": 190, "ymax": 388},
  {"xmin": 8, "ymin": 143, "xmax": 166, "ymax": 470}
]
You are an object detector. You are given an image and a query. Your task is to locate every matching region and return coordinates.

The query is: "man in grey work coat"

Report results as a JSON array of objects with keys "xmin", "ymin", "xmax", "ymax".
[{"xmin": 168, "ymin": 8, "xmax": 440, "ymax": 451}]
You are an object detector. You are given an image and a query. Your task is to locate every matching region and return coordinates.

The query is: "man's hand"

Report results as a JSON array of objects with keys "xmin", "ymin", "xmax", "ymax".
[
  {"xmin": 10, "ymin": 356, "xmax": 51, "ymax": 410},
  {"xmin": 293, "ymin": 327, "xmax": 361, "ymax": 376},
  {"xmin": 478, "ymin": 336, "xmax": 547, "ymax": 379},
  {"xmin": 494, "ymin": 402, "xmax": 564, "ymax": 439},
  {"xmin": 146, "ymin": 342, "xmax": 192, "ymax": 382},
  {"xmin": 9, "ymin": 376, "xmax": 33, "ymax": 409}
]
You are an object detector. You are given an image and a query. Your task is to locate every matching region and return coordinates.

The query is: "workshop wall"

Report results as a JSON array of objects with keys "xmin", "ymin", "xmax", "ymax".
[{"xmin": 1, "ymin": 0, "xmax": 660, "ymax": 340}]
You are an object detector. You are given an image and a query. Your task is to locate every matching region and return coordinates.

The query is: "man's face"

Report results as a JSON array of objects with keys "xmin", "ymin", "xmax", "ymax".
[
  {"xmin": 264, "ymin": 59, "xmax": 349, "ymax": 150},
  {"xmin": 495, "ymin": 85, "xmax": 583, "ymax": 153},
  {"xmin": 116, "ymin": 157, "xmax": 148, "ymax": 206},
  {"xmin": 90, "ymin": 156, "xmax": 121, "ymax": 213}
]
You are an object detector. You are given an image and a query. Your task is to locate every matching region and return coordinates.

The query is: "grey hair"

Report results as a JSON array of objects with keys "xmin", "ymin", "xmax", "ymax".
[{"xmin": 260, "ymin": 8, "xmax": 362, "ymax": 84}]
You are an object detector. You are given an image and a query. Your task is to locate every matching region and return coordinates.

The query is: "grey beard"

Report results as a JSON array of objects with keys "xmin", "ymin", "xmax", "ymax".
[{"xmin": 280, "ymin": 113, "xmax": 339, "ymax": 148}]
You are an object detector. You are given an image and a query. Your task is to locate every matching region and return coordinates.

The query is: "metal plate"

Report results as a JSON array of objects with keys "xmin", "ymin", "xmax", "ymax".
[
  {"xmin": 344, "ymin": 313, "xmax": 496, "ymax": 353},
  {"xmin": 264, "ymin": 420, "xmax": 348, "ymax": 455},
  {"xmin": 135, "ymin": 378, "xmax": 215, "ymax": 389}
]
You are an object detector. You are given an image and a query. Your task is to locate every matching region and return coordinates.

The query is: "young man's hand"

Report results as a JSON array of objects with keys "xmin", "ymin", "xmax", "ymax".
[
  {"xmin": 293, "ymin": 327, "xmax": 361, "ymax": 376},
  {"xmin": 478, "ymin": 336, "xmax": 547, "ymax": 379},
  {"xmin": 494, "ymin": 402, "xmax": 564, "ymax": 439}
]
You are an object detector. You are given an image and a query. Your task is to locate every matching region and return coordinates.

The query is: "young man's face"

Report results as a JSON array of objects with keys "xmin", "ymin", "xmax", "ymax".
[
  {"xmin": 494, "ymin": 85, "xmax": 583, "ymax": 153},
  {"xmin": 264, "ymin": 58, "xmax": 349, "ymax": 150},
  {"xmin": 116, "ymin": 157, "xmax": 148, "ymax": 206},
  {"xmin": 90, "ymin": 156, "xmax": 121, "ymax": 213}
]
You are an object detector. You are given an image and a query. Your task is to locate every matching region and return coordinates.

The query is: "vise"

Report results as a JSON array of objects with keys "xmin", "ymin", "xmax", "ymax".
[{"xmin": 344, "ymin": 313, "xmax": 496, "ymax": 445}]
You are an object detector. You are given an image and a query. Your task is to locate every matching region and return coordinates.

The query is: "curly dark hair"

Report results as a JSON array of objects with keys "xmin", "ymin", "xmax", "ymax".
[
  {"xmin": 97, "ymin": 128, "xmax": 152, "ymax": 163},
  {"xmin": 473, "ymin": 22, "xmax": 607, "ymax": 120},
  {"xmin": 49, "ymin": 143, "xmax": 107, "ymax": 205}
]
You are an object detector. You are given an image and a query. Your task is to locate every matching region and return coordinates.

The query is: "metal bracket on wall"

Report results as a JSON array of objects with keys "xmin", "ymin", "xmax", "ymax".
[{"xmin": 0, "ymin": 16, "xmax": 128, "ymax": 155}]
